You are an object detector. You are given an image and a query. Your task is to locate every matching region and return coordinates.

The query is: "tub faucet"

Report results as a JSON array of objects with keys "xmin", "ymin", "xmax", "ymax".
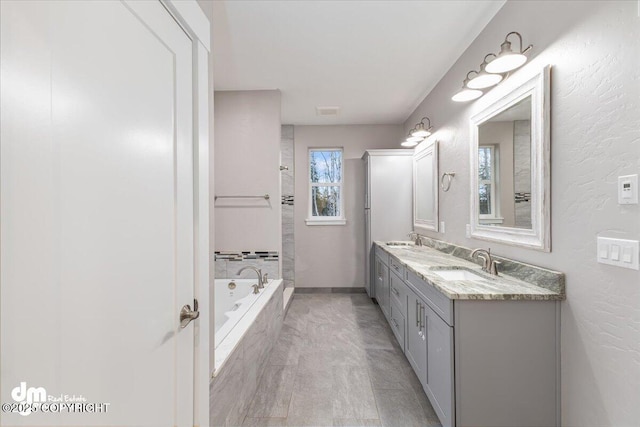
[
  {"xmin": 237, "ymin": 266, "xmax": 264, "ymax": 289},
  {"xmin": 471, "ymin": 248, "xmax": 501, "ymax": 276}
]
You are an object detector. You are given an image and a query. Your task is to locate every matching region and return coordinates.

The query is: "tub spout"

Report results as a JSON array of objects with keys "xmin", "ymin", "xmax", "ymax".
[{"xmin": 237, "ymin": 266, "xmax": 264, "ymax": 289}]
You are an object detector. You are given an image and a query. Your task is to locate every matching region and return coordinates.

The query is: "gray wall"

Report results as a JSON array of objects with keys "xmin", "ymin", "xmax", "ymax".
[
  {"xmin": 403, "ymin": 1, "xmax": 640, "ymax": 425},
  {"xmin": 293, "ymin": 125, "xmax": 403, "ymax": 288},
  {"xmin": 213, "ymin": 90, "xmax": 282, "ymax": 254}
]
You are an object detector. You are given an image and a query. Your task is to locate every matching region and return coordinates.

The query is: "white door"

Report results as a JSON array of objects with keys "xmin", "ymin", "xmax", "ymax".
[{"xmin": 1, "ymin": 1, "xmax": 196, "ymax": 425}]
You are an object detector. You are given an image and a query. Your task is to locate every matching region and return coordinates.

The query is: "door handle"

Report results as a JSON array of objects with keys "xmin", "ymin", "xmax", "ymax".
[
  {"xmin": 180, "ymin": 299, "xmax": 200, "ymax": 328},
  {"xmin": 415, "ymin": 300, "xmax": 419, "ymax": 328}
]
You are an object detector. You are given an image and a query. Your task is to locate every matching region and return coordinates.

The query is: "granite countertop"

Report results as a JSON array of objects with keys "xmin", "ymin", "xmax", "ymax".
[{"xmin": 375, "ymin": 241, "xmax": 565, "ymax": 301}]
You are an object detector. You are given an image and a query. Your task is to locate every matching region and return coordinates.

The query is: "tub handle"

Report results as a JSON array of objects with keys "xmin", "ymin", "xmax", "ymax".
[{"xmin": 180, "ymin": 298, "xmax": 200, "ymax": 328}]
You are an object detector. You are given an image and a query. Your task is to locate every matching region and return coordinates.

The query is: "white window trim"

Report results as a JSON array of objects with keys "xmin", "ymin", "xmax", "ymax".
[
  {"xmin": 478, "ymin": 145, "xmax": 501, "ymax": 222},
  {"xmin": 306, "ymin": 147, "xmax": 345, "ymax": 226}
]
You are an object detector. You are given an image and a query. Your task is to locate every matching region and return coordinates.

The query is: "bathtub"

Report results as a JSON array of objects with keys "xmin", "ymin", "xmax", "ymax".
[{"xmin": 213, "ymin": 278, "xmax": 284, "ymax": 373}]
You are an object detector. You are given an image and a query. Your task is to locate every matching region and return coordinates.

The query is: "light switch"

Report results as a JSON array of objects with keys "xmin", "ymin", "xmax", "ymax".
[
  {"xmin": 611, "ymin": 245, "xmax": 620, "ymax": 261},
  {"xmin": 599, "ymin": 245, "xmax": 609, "ymax": 259},
  {"xmin": 597, "ymin": 237, "xmax": 639, "ymax": 270}
]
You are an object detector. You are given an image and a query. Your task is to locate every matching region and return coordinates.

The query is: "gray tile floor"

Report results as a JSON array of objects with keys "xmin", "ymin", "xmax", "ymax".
[{"xmin": 241, "ymin": 293, "xmax": 441, "ymax": 427}]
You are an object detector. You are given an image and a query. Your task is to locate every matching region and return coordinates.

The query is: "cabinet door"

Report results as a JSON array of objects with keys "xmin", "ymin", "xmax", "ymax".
[
  {"xmin": 405, "ymin": 288, "xmax": 427, "ymax": 386},
  {"xmin": 425, "ymin": 305, "xmax": 455, "ymax": 427},
  {"xmin": 375, "ymin": 256, "xmax": 389, "ymax": 319}
]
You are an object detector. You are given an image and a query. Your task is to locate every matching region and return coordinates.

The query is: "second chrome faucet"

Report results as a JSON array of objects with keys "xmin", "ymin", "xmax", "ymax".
[{"xmin": 471, "ymin": 248, "xmax": 501, "ymax": 276}]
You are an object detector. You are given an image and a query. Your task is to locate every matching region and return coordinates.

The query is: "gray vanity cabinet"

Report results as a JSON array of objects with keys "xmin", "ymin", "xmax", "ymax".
[
  {"xmin": 405, "ymin": 286, "xmax": 427, "ymax": 386},
  {"xmin": 377, "ymin": 246, "xmax": 561, "ymax": 427},
  {"xmin": 425, "ymin": 304, "xmax": 454, "ymax": 427},
  {"xmin": 389, "ymin": 269, "xmax": 408, "ymax": 351},
  {"xmin": 374, "ymin": 253, "xmax": 390, "ymax": 320}
]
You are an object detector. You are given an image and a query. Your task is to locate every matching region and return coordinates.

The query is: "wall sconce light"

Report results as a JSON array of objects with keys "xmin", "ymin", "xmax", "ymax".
[
  {"xmin": 411, "ymin": 117, "xmax": 433, "ymax": 138},
  {"xmin": 452, "ymin": 31, "xmax": 532, "ymax": 103},
  {"xmin": 401, "ymin": 117, "xmax": 436, "ymax": 147},
  {"xmin": 451, "ymin": 72, "xmax": 483, "ymax": 102},
  {"xmin": 485, "ymin": 32, "xmax": 532, "ymax": 74},
  {"xmin": 401, "ymin": 128, "xmax": 423, "ymax": 147},
  {"xmin": 467, "ymin": 54, "xmax": 503, "ymax": 89}
]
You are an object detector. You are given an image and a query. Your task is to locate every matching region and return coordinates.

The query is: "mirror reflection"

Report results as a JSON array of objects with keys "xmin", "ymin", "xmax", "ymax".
[
  {"xmin": 477, "ymin": 96, "xmax": 532, "ymax": 229},
  {"xmin": 416, "ymin": 152, "xmax": 434, "ymax": 222},
  {"xmin": 413, "ymin": 140, "xmax": 438, "ymax": 231}
]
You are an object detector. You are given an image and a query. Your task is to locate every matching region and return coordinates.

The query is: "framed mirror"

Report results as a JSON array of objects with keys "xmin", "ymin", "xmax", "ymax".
[
  {"xmin": 470, "ymin": 65, "xmax": 550, "ymax": 251},
  {"xmin": 414, "ymin": 139, "xmax": 439, "ymax": 232}
]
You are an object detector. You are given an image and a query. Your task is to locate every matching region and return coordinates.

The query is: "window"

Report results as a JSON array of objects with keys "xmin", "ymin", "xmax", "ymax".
[
  {"xmin": 478, "ymin": 145, "xmax": 503, "ymax": 224},
  {"xmin": 306, "ymin": 148, "xmax": 345, "ymax": 225}
]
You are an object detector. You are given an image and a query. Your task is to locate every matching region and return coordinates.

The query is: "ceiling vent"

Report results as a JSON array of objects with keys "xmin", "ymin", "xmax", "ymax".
[{"xmin": 316, "ymin": 106, "xmax": 340, "ymax": 116}]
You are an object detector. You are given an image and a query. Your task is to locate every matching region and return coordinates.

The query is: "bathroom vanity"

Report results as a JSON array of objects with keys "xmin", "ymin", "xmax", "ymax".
[{"xmin": 373, "ymin": 239, "xmax": 564, "ymax": 427}]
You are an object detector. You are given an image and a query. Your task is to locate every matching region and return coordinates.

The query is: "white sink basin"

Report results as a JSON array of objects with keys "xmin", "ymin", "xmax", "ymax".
[{"xmin": 432, "ymin": 269, "xmax": 486, "ymax": 281}]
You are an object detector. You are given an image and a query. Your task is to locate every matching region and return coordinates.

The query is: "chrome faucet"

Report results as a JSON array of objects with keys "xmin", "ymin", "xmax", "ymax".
[
  {"xmin": 237, "ymin": 266, "xmax": 264, "ymax": 289},
  {"xmin": 407, "ymin": 232, "xmax": 423, "ymax": 246},
  {"xmin": 471, "ymin": 248, "xmax": 501, "ymax": 276}
]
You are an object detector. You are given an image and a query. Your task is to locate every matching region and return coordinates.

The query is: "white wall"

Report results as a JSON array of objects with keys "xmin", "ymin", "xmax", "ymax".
[
  {"xmin": 214, "ymin": 90, "xmax": 282, "ymax": 252},
  {"xmin": 404, "ymin": 1, "xmax": 640, "ymax": 425},
  {"xmin": 293, "ymin": 125, "xmax": 403, "ymax": 288}
]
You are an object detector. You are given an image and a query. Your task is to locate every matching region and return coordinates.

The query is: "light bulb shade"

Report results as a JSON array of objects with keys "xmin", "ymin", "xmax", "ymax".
[
  {"xmin": 406, "ymin": 135, "xmax": 424, "ymax": 143},
  {"xmin": 467, "ymin": 72, "xmax": 503, "ymax": 89},
  {"xmin": 401, "ymin": 140, "xmax": 419, "ymax": 147},
  {"xmin": 451, "ymin": 88, "xmax": 482, "ymax": 102},
  {"xmin": 485, "ymin": 53, "xmax": 527, "ymax": 73},
  {"xmin": 411, "ymin": 129, "xmax": 431, "ymax": 138}
]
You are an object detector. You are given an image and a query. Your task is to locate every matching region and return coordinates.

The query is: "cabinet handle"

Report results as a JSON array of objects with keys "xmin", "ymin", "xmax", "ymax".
[
  {"xmin": 415, "ymin": 300, "xmax": 419, "ymax": 328},
  {"xmin": 392, "ymin": 318, "xmax": 399, "ymax": 329},
  {"xmin": 420, "ymin": 304, "xmax": 425, "ymax": 331},
  {"xmin": 392, "ymin": 287, "xmax": 400, "ymax": 297}
]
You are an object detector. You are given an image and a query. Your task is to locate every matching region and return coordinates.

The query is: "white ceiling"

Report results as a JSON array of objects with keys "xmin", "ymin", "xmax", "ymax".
[{"xmin": 212, "ymin": 1, "xmax": 505, "ymax": 125}]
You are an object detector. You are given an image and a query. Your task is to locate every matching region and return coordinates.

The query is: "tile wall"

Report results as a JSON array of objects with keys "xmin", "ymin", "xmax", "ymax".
[{"xmin": 281, "ymin": 125, "xmax": 295, "ymax": 289}]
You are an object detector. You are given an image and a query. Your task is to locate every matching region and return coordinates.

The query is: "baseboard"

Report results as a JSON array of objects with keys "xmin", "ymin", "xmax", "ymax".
[{"xmin": 294, "ymin": 287, "xmax": 367, "ymax": 294}]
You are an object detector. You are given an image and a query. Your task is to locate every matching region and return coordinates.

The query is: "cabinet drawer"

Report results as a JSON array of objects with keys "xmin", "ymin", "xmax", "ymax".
[
  {"xmin": 389, "ymin": 256, "xmax": 404, "ymax": 277},
  {"xmin": 389, "ymin": 298, "xmax": 405, "ymax": 350},
  {"xmin": 390, "ymin": 269, "xmax": 407, "ymax": 314},
  {"xmin": 407, "ymin": 270, "xmax": 453, "ymax": 326},
  {"xmin": 375, "ymin": 245, "xmax": 389, "ymax": 266}
]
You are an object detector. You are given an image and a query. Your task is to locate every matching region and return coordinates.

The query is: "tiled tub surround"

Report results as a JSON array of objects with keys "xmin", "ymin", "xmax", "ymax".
[
  {"xmin": 215, "ymin": 251, "xmax": 280, "ymax": 280},
  {"xmin": 377, "ymin": 239, "xmax": 565, "ymax": 300},
  {"xmin": 211, "ymin": 279, "xmax": 284, "ymax": 426},
  {"xmin": 373, "ymin": 238, "xmax": 563, "ymax": 427},
  {"xmin": 215, "ymin": 279, "xmax": 280, "ymax": 348}
]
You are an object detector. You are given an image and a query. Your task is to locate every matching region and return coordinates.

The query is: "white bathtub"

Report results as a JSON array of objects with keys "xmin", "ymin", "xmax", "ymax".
[{"xmin": 214, "ymin": 278, "xmax": 284, "ymax": 376}]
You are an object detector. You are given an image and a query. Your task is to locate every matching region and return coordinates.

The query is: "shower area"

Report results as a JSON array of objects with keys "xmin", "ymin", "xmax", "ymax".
[{"xmin": 281, "ymin": 125, "xmax": 295, "ymax": 292}]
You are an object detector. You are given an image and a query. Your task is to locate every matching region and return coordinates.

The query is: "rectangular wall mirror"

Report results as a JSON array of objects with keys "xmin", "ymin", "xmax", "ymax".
[
  {"xmin": 470, "ymin": 65, "xmax": 550, "ymax": 251},
  {"xmin": 414, "ymin": 139, "xmax": 439, "ymax": 232}
]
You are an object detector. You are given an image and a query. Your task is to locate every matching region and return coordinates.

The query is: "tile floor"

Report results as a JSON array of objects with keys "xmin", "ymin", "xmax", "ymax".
[{"xmin": 241, "ymin": 293, "xmax": 441, "ymax": 427}]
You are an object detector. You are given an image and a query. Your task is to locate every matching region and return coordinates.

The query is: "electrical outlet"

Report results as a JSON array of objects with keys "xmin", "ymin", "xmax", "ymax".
[{"xmin": 440, "ymin": 221, "xmax": 445, "ymax": 233}]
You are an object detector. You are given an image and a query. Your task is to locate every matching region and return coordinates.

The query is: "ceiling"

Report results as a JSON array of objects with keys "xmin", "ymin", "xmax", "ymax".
[{"xmin": 212, "ymin": 1, "xmax": 505, "ymax": 125}]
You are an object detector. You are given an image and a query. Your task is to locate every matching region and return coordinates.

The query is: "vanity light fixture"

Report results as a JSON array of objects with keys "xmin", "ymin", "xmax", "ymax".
[
  {"xmin": 485, "ymin": 32, "xmax": 533, "ymax": 74},
  {"xmin": 467, "ymin": 54, "xmax": 503, "ymax": 89},
  {"xmin": 401, "ymin": 129, "xmax": 422, "ymax": 147},
  {"xmin": 452, "ymin": 72, "xmax": 483, "ymax": 102},
  {"xmin": 452, "ymin": 31, "xmax": 533, "ymax": 103},
  {"xmin": 411, "ymin": 117, "xmax": 433, "ymax": 138}
]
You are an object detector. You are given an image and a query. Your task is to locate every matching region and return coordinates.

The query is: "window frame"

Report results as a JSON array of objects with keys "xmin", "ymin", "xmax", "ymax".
[
  {"xmin": 478, "ymin": 144, "xmax": 504, "ymax": 224},
  {"xmin": 306, "ymin": 147, "xmax": 346, "ymax": 226}
]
